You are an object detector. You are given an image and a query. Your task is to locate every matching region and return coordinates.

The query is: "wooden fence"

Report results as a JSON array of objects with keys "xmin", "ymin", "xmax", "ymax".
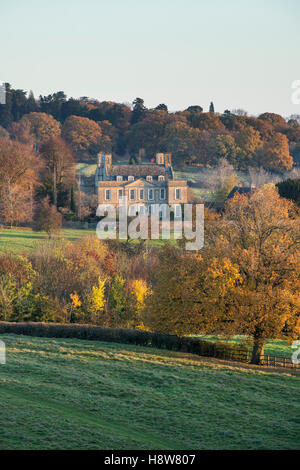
[{"xmin": 218, "ymin": 348, "xmax": 300, "ymax": 370}]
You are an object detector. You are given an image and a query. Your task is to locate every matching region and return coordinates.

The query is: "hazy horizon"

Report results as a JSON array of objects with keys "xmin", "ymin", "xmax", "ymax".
[{"xmin": 1, "ymin": 0, "xmax": 300, "ymax": 117}]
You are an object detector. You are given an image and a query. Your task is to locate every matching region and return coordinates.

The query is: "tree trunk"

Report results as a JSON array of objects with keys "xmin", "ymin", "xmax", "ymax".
[
  {"xmin": 251, "ymin": 336, "xmax": 265, "ymax": 365},
  {"xmin": 53, "ymin": 166, "xmax": 57, "ymax": 208}
]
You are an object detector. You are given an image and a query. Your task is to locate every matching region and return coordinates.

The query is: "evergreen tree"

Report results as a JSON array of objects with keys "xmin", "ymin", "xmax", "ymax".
[
  {"xmin": 70, "ymin": 185, "xmax": 76, "ymax": 213},
  {"xmin": 131, "ymin": 97, "xmax": 147, "ymax": 124},
  {"xmin": 209, "ymin": 101, "xmax": 215, "ymax": 113}
]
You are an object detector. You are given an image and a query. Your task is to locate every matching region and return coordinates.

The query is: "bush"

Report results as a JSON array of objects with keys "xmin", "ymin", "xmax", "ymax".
[{"xmin": 0, "ymin": 321, "xmax": 246, "ymax": 361}]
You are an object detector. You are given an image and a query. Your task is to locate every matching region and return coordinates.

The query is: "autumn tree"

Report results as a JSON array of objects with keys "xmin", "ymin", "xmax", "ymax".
[
  {"xmin": 210, "ymin": 186, "xmax": 300, "ymax": 363},
  {"xmin": 33, "ymin": 197, "xmax": 62, "ymax": 238},
  {"xmin": 190, "ymin": 112, "xmax": 225, "ymax": 132},
  {"xmin": 235, "ymin": 127, "xmax": 262, "ymax": 168},
  {"xmin": 0, "ymin": 125, "xmax": 9, "ymax": 139},
  {"xmin": 258, "ymin": 112, "xmax": 288, "ymax": 133},
  {"xmin": 159, "ymin": 121, "xmax": 200, "ymax": 168},
  {"xmin": 207, "ymin": 134, "xmax": 240, "ymax": 166},
  {"xmin": 145, "ymin": 187, "xmax": 300, "ymax": 365},
  {"xmin": 39, "ymin": 136, "xmax": 75, "ymax": 207},
  {"xmin": 21, "ymin": 112, "xmax": 61, "ymax": 147},
  {"xmin": 126, "ymin": 110, "xmax": 169, "ymax": 155},
  {"xmin": 0, "ymin": 138, "xmax": 42, "ymax": 226},
  {"xmin": 62, "ymin": 115, "xmax": 102, "ymax": 161},
  {"xmin": 257, "ymin": 133, "xmax": 294, "ymax": 172}
]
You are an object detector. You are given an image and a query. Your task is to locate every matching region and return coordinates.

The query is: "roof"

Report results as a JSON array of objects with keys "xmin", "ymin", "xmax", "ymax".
[
  {"xmin": 227, "ymin": 186, "xmax": 253, "ymax": 199},
  {"xmin": 109, "ymin": 164, "xmax": 170, "ymax": 178}
]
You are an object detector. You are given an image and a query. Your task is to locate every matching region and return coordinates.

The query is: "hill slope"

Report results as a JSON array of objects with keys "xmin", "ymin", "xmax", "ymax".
[{"xmin": 0, "ymin": 334, "xmax": 299, "ymax": 450}]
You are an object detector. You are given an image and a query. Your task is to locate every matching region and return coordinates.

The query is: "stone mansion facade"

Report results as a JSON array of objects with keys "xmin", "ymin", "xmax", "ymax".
[{"xmin": 95, "ymin": 153, "xmax": 188, "ymax": 216}]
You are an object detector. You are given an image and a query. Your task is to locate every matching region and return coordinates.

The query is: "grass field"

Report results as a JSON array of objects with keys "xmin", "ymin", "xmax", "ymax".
[
  {"xmin": 0, "ymin": 227, "xmax": 178, "ymax": 253},
  {"xmin": 0, "ymin": 334, "xmax": 299, "ymax": 450},
  {"xmin": 0, "ymin": 228, "xmax": 96, "ymax": 253}
]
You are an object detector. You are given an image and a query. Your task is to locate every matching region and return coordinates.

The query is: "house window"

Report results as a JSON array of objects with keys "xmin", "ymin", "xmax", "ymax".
[
  {"xmin": 116, "ymin": 175, "xmax": 123, "ymax": 181},
  {"xmin": 175, "ymin": 188, "xmax": 181, "ymax": 200},
  {"xmin": 118, "ymin": 189, "xmax": 124, "ymax": 200},
  {"xmin": 130, "ymin": 189, "xmax": 136, "ymax": 201},
  {"xmin": 158, "ymin": 175, "xmax": 165, "ymax": 181},
  {"xmin": 105, "ymin": 189, "xmax": 111, "ymax": 200},
  {"xmin": 139, "ymin": 189, "xmax": 144, "ymax": 200},
  {"xmin": 146, "ymin": 175, "xmax": 153, "ymax": 182},
  {"xmin": 139, "ymin": 205, "xmax": 146, "ymax": 215},
  {"xmin": 148, "ymin": 189, "xmax": 154, "ymax": 200},
  {"xmin": 160, "ymin": 188, "xmax": 166, "ymax": 200},
  {"xmin": 128, "ymin": 176, "xmax": 134, "ymax": 181}
]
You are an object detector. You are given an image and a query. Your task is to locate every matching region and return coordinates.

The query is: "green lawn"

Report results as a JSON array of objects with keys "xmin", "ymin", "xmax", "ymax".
[
  {"xmin": 0, "ymin": 228, "xmax": 96, "ymax": 253},
  {"xmin": 0, "ymin": 228, "xmax": 178, "ymax": 253},
  {"xmin": 0, "ymin": 334, "xmax": 299, "ymax": 450}
]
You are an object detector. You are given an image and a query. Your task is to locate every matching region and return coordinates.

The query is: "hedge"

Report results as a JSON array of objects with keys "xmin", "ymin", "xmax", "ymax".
[{"xmin": 0, "ymin": 321, "xmax": 247, "ymax": 361}]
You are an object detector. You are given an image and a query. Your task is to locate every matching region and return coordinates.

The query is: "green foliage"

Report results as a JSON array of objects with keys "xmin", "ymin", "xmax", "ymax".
[{"xmin": 276, "ymin": 178, "xmax": 300, "ymax": 206}]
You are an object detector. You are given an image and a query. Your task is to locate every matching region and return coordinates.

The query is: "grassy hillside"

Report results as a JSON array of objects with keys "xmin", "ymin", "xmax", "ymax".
[{"xmin": 0, "ymin": 334, "xmax": 299, "ymax": 450}]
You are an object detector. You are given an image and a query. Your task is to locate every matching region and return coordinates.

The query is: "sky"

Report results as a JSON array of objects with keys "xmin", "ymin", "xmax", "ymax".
[{"xmin": 0, "ymin": 0, "xmax": 300, "ymax": 117}]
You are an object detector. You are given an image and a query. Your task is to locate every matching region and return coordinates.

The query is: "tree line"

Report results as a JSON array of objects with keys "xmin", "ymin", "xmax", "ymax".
[{"xmin": 0, "ymin": 83, "xmax": 300, "ymax": 171}]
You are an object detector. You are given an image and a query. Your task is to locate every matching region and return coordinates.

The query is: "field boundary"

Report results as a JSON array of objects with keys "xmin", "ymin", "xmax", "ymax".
[{"xmin": 0, "ymin": 321, "xmax": 298, "ymax": 371}]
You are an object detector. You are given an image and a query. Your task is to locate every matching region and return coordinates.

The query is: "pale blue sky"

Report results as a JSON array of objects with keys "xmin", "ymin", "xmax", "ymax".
[{"xmin": 1, "ymin": 0, "xmax": 299, "ymax": 116}]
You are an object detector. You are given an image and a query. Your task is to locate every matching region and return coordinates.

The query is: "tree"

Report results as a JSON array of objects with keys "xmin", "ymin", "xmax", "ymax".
[
  {"xmin": 276, "ymin": 179, "xmax": 300, "ymax": 207},
  {"xmin": 21, "ymin": 112, "xmax": 61, "ymax": 147},
  {"xmin": 231, "ymin": 109, "xmax": 248, "ymax": 116},
  {"xmin": 0, "ymin": 138, "xmax": 42, "ymax": 226},
  {"xmin": 208, "ymin": 134, "xmax": 240, "ymax": 166},
  {"xmin": 107, "ymin": 275, "xmax": 128, "ymax": 326},
  {"xmin": 131, "ymin": 98, "xmax": 147, "ymax": 125},
  {"xmin": 155, "ymin": 103, "xmax": 168, "ymax": 112},
  {"xmin": 9, "ymin": 120, "xmax": 34, "ymax": 146},
  {"xmin": 145, "ymin": 187, "xmax": 300, "ymax": 365},
  {"xmin": 0, "ymin": 125, "xmax": 9, "ymax": 139},
  {"xmin": 209, "ymin": 102, "xmax": 215, "ymax": 113},
  {"xmin": 39, "ymin": 91, "xmax": 67, "ymax": 121},
  {"xmin": 33, "ymin": 197, "xmax": 62, "ymax": 238},
  {"xmin": 258, "ymin": 112, "xmax": 288, "ymax": 132},
  {"xmin": 39, "ymin": 136, "xmax": 75, "ymax": 207},
  {"xmin": 257, "ymin": 133, "xmax": 294, "ymax": 172},
  {"xmin": 70, "ymin": 185, "xmax": 76, "ymax": 213},
  {"xmin": 186, "ymin": 105, "xmax": 203, "ymax": 114},
  {"xmin": 87, "ymin": 278, "xmax": 106, "ymax": 324},
  {"xmin": 206, "ymin": 158, "xmax": 237, "ymax": 192},
  {"xmin": 190, "ymin": 112, "xmax": 225, "ymax": 132},
  {"xmin": 158, "ymin": 121, "xmax": 200, "ymax": 168},
  {"xmin": 235, "ymin": 127, "xmax": 262, "ymax": 168},
  {"xmin": 126, "ymin": 110, "xmax": 169, "ymax": 155},
  {"xmin": 215, "ymin": 187, "xmax": 300, "ymax": 363},
  {"xmin": 62, "ymin": 115, "xmax": 102, "ymax": 161}
]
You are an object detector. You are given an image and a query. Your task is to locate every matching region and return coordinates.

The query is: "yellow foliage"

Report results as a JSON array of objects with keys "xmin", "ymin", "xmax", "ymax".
[
  {"xmin": 70, "ymin": 292, "xmax": 81, "ymax": 308},
  {"xmin": 90, "ymin": 278, "xmax": 106, "ymax": 313}
]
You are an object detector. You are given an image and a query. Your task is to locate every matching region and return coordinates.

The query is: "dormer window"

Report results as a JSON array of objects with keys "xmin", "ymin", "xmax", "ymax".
[
  {"xmin": 116, "ymin": 175, "xmax": 123, "ymax": 181},
  {"xmin": 128, "ymin": 176, "xmax": 134, "ymax": 181},
  {"xmin": 146, "ymin": 175, "xmax": 153, "ymax": 182},
  {"xmin": 158, "ymin": 175, "xmax": 165, "ymax": 181}
]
